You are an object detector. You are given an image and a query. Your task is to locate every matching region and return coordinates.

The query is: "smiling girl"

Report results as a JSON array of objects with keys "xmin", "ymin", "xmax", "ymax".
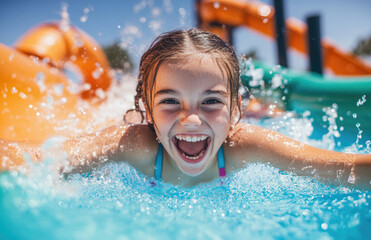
[{"xmin": 2, "ymin": 29, "xmax": 371, "ymax": 188}]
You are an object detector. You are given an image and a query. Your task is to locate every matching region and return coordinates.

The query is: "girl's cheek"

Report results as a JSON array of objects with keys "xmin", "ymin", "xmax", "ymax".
[
  {"xmin": 153, "ymin": 112, "xmax": 175, "ymax": 133},
  {"xmin": 156, "ymin": 112, "xmax": 177, "ymax": 124},
  {"xmin": 206, "ymin": 108, "xmax": 231, "ymax": 122}
]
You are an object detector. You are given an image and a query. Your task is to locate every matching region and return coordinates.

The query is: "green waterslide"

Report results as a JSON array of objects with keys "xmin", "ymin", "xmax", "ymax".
[{"xmin": 241, "ymin": 61, "xmax": 371, "ymax": 130}]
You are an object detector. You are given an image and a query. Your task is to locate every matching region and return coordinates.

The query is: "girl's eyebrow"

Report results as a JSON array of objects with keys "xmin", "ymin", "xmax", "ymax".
[
  {"xmin": 154, "ymin": 89, "xmax": 228, "ymax": 97},
  {"xmin": 204, "ymin": 90, "xmax": 228, "ymax": 97},
  {"xmin": 154, "ymin": 89, "xmax": 178, "ymax": 97}
]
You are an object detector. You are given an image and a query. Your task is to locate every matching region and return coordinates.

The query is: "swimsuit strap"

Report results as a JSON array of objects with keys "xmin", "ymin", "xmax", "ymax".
[
  {"xmin": 154, "ymin": 143, "xmax": 163, "ymax": 180},
  {"xmin": 217, "ymin": 146, "xmax": 226, "ymax": 177},
  {"xmin": 153, "ymin": 143, "xmax": 226, "ymax": 180}
]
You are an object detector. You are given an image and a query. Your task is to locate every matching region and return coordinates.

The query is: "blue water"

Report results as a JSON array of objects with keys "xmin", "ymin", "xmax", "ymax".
[
  {"xmin": 1, "ymin": 113, "xmax": 370, "ymax": 240},
  {"xmin": 1, "ymin": 65, "xmax": 371, "ymax": 239}
]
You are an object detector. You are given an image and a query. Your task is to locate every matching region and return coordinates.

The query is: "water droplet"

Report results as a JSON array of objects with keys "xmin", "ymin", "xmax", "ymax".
[
  {"xmin": 11, "ymin": 87, "xmax": 18, "ymax": 94},
  {"xmin": 95, "ymin": 88, "xmax": 105, "ymax": 99},
  {"xmin": 356, "ymin": 95, "xmax": 366, "ymax": 106},
  {"xmin": 321, "ymin": 223, "xmax": 328, "ymax": 230},
  {"xmin": 348, "ymin": 168, "xmax": 356, "ymax": 184},
  {"xmin": 80, "ymin": 16, "xmax": 88, "ymax": 23},
  {"xmin": 36, "ymin": 72, "xmax": 46, "ymax": 92},
  {"xmin": 19, "ymin": 92, "xmax": 27, "ymax": 99},
  {"xmin": 259, "ymin": 5, "xmax": 271, "ymax": 17}
]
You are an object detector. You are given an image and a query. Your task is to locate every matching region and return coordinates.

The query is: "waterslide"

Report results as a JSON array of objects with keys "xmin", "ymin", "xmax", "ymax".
[
  {"xmin": 0, "ymin": 22, "xmax": 112, "ymax": 142},
  {"xmin": 198, "ymin": 0, "xmax": 371, "ymax": 76},
  {"xmin": 241, "ymin": 61, "xmax": 371, "ymax": 129},
  {"xmin": 198, "ymin": 0, "xmax": 371, "ymax": 130}
]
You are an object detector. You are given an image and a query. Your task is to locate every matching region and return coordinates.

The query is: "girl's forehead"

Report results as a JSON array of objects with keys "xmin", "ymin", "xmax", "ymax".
[
  {"xmin": 155, "ymin": 64, "xmax": 226, "ymax": 92},
  {"xmin": 156, "ymin": 56, "xmax": 229, "ymax": 86}
]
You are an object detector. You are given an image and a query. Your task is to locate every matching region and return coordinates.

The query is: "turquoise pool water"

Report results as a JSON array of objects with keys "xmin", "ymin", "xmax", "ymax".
[
  {"xmin": 0, "ymin": 73, "xmax": 370, "ymax": 240},
  {"xmin": 1, "ymin": 113, "xmax": 370, "ymax": 240}
]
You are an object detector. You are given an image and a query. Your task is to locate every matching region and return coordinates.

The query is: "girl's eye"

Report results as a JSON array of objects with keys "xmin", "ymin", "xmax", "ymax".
[
  {"xmin": 203, "ymin": 98, "xmax": 222, "ymax": 104},
  {"xmin": 160, "ymin": 99, "xmax": 179, "ymax": 104}
]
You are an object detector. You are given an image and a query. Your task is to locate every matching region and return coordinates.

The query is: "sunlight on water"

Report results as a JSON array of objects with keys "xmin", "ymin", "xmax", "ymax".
[{"xmin": 1, "ymin": 161, "xmax": 370, "ymax": 239}]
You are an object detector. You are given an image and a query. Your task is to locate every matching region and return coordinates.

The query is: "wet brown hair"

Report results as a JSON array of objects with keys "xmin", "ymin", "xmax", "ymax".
[{"xmin": 124, "ymin": 28, "xmax": 241, "ymax": 127}]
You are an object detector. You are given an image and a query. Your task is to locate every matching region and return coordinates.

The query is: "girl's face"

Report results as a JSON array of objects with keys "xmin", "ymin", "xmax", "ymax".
[{"xmin": 151, "ymin": 56, "xmax": 232, "ymax": 177}]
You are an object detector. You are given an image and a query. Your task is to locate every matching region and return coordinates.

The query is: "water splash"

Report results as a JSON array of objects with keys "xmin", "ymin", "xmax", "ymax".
[
  {"xmin": 59, "ymin": 3, "xmax": 70, "ymax": 32},
  {"xmin": 178, "ymin": 8, "xmax": 187, "ymax": 26},
  {"xmin": 240, "ymin": 58, "xmax": 265, "ymax": 88},
  {"xmin": 80, "ymin": 6, "xmax": 93, "ymax": 23},
  {"xmin": 354, "ymin": 123, "xmax": 364, "ymax": 150},
  {"xmin": 321, "ymin": 104, "xmax": 341, "ymax": 151},
  {"xmin": 356, "ymin": 95, "xmax": 367, "ymax": 106},
  {"xmin": 1, "ymin": 159, "xmax": 369, "ymax": 240}
]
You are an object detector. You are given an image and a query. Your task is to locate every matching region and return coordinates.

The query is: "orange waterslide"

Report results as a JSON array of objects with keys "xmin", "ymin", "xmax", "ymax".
[
  {"xmin": 0, "ymin": 22, "xmax": 112, "ymax": 142},
  {"xmin": 198, "ymin": 0, "xmax": 371, "ymax": 75}
]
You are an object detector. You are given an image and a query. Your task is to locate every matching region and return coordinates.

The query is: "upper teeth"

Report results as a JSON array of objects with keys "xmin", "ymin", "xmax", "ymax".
[{"xmin": 175, "ymin": 135, "xmax": 208, "ymax": 142}]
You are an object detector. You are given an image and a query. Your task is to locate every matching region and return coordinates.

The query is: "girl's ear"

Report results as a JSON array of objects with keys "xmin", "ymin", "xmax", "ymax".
[
  {"xmin": 231, "ymin": 95, "xmax": 242, "ymax": 124},
  {"xmin": 145, "ymin": 107, "xmax": 153, "ymax": 124}
]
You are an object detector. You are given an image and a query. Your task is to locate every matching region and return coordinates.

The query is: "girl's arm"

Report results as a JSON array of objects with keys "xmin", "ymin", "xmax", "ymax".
[
  {"xmin": 62, "ymin": 124, "xmax": 130, "ymax": 171},
  {"xmin": 0, "ymin": 124, "xmax": 157, "ymax": 174},
  {"xmin": 64, "ymin": 124, "xmax": 157, "ymax": 175},
  {"xmin": 229, "ymin": 123, "xmax": 371, "ymax": 189}
]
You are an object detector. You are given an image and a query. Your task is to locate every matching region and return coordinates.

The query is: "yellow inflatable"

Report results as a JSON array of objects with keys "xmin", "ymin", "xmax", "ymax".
[{"xmin": 0, "ymin": 22, "xmax": 112, "ymax": 142}]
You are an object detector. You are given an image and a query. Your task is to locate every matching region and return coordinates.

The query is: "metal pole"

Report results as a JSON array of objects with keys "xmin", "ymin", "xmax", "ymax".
[
  {"xmin": 195, "ymin": 0, "xmax": 201, "ymax": 28},
  {"xmin": 306, "ymin": 14, "xmax": 323, "ymax": 75},
  {"xmin": 273, "ymin": 0, "xmax": 288, "ymax": 67},
  {"xmin": 226, "ymin": 25, "xmax": 235, "ymax": 46}
]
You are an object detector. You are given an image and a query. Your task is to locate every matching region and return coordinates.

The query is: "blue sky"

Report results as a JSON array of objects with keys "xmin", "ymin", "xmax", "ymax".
[{"xmin": 1, "ymin": 0, "xmax": 371, "ymax": 71}]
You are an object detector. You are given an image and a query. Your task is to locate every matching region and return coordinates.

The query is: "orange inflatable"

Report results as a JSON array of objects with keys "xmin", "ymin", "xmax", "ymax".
[
  {"xmin": 198, "ymin": 0, "xmax": 371, "ymax": 76},
  {"xmin": 0, "ymin": 22, "xmax": 112, "ymax": 142}
]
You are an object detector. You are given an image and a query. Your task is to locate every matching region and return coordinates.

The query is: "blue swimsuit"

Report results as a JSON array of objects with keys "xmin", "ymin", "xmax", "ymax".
[{"xmin": 153, "ymin": 143, "xmax": 226, "ymax": 180}]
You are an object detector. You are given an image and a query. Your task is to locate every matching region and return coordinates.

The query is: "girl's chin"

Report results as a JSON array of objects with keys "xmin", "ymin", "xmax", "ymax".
[
  {"xmin": 177, "ymin": 164, "xmax": 208, "ymax": 176},
  {"xmin": 174, "ymin": 153, "xmax": 211, "ymax": 176}
]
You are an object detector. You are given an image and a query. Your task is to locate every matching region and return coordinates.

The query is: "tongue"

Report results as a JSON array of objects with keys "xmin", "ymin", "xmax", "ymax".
[{"xmin": 177, "ymin": 139, "xmax": 206, "ymax": 156}]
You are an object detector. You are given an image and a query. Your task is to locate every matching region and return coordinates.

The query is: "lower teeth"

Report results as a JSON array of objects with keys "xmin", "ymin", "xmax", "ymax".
[{"xmin": 182, "ymin": 149, "xmax": 205, "ymax": 160}]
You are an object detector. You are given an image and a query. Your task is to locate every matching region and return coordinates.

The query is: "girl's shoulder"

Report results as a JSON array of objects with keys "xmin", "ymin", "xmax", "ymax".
[
  {"xmin": 227, "ymin": 122, "xmax": 265, "ymax": 146},
  {"xmin": 223, "ymin": 123, "xmax": 266, "ymax": 170},
  {"xmin": 116, "ymin": 124, "xmax": 159, "ymax": 177}
]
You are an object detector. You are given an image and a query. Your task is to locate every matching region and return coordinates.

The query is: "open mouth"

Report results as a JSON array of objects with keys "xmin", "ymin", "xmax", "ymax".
[{"xmin": 172, "ymin": 135, "xmax": 211, "ymax": 164}]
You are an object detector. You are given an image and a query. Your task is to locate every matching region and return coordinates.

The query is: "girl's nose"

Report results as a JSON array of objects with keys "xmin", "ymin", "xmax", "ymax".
[{"xmin": 180, "ymin": 113, "xmax": 202, "ymax": 128}]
